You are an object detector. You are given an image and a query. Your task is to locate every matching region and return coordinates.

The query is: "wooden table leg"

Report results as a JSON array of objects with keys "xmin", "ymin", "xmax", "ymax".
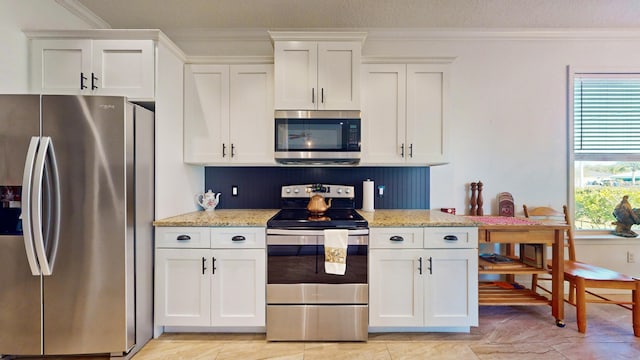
[
  {"xmin": 576, "ymin": 277, "xmax": 587, "ymax": 333},
  {"xmin": 505, "ymin": 243, "xmax": 515, "ymax": 283},
  {"xmin": 633, "ymin": 281, "xmax": 640, "ymax": 337},
  {"xmin": 552, "ymin": 228, "xmax": 565, "ymax": 327}
]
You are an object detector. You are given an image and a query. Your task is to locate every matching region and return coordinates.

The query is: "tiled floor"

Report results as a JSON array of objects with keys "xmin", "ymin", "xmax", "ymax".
[{"xmin": 133, "ymin": 302, "xmax": 640, "ymax": 359}]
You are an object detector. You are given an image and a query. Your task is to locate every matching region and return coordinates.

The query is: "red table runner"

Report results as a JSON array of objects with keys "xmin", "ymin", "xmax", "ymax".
[{"xmin": 466, "ymin": 216, "xmax": 541, "ymax": 226}]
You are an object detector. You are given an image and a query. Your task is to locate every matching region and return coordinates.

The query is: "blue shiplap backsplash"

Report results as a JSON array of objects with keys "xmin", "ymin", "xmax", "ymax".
[{"xmin": 204, "ymin": 166, "xmax": 430, "ymax": 209}]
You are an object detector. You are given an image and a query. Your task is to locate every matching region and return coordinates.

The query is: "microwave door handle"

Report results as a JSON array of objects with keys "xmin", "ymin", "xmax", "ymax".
[
  {"xmin": 31, "ymin": 137, "xmax": 56, "ymax": 276},
  {"xmin": 21, "ymin": 137, "xmax": 42, "ymax": 276}
]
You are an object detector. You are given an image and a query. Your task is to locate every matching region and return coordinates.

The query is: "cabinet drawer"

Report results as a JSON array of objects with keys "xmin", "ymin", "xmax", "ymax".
[
  {"xmin": 424, "ymin": 227, "xmax": 478, "ymax": 249},
  {"xmin": 370, "ymin": 228, "xmax": 423, "ymax": 249},
  {"xmin": 211, "ymin": 227, "xmax": 266, "ymax": 248},
  {"xmin": 155, "ymin": 227, "xmax": 211, "ymax": 248}
]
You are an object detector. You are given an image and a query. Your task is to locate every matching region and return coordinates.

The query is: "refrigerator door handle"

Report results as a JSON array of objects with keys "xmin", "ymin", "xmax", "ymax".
[
  {"xmin": 21, "ymin": 136, "xmax": 42, "ymax": 276},
  {"xmin": 47, "ymin": 137, "xmax": 61, "ymax": 273},
  {"xmin": 32, "ymin": 136, "xmax": 60, "ymax": 276}
]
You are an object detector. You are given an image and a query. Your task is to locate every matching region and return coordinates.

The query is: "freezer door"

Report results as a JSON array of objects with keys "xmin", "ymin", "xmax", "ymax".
[
  {"xmin": 0, "ymin": 95, "xmax": 43, "ymax": 355},
  {"xmin": 41, "ymin": 95, "xmax": 130, "ymax": 355}
]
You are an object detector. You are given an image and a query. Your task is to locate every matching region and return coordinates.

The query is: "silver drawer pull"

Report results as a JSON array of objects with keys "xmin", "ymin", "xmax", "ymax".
[
  {"xmin": 390, "ymin": 235, "xmax": 404, "ymax": 242},
  {"xmin": 232, "ymin": 235, "xmax": 246, "ymax": 242},
  {"xmin": 176, "ymin": 235, "xmax": 191, "ymax": 241},
  {"xmin": 443, "ymin": 235, "xmax": 458, "ymax": 241}
]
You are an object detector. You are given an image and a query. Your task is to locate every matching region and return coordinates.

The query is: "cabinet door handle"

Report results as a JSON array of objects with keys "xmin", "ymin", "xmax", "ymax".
[
  {"xmin": 428, "ymin": 256, "xmax": 433, "ymax": 275},
  {"xmin": 231, "ymin": 143, "xmax": 235, "ymax": 158},
  {"xmin": 444, "ymin": 235, "xmax": 458, "ymax": 241},
  {"xmin": 232, "ymin": 235, "xmax": 246, "ymax": 242},
  {"xmin": 400, "ymin": 143, "xmax": 405, "ymax": 158},
  {"xmin": 321, "ymin": 88, "xmax": 324, "ymax": 103},
  {"xmin": 202, "ymin": 257, "xmax": 207, "ymax": 275},
  {"xmin": 80, "ymin": 72, "xmax": 88, "ymax": 90},
  {"xmin": 91, "ymin": 73, "xmax": 98, "ymax": 90},
  {"xmin": 389, "ymin": 235, "xmax": 404, "ymax": 242},
  {"xmin": 212, "ymin": 257, "xmax": 217, "ymax": 274},
  {"xmin": 312, "ymin": 88, "xmax": 315, "ymax": 104},
  {"xmin": 418, "ymin": 257, "xmax": 423, "ymax": 275},
  {"xmin": 222, "ymin": 143, "xmax": 226, "ymax": 157},
  {"xmin": 176, "ymin": 234, "xmax": 191, "ymax": 241},
  {"xmin": 409, "ymin": 144, "xmax": 413, "ymax": 158}
]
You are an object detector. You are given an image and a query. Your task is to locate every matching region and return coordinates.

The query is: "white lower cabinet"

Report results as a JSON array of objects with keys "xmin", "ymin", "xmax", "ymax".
[
  {"xmin": 155, "ymin": 248, "xmax": 211, "ymax": 326},
  {"xmin": 369, "ymin": 227, "xmax": 478, "ymax": 329},
  {"xmin": 369, "ymin": 249, "xmax": 423, "ymax": 327},
  {"xmin": 155, "ymin": 227, "xmax": 266, "ymax": 328}
]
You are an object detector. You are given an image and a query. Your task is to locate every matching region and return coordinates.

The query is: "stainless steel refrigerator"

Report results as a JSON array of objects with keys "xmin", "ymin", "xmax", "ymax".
[{"xmin": 0, "ymin": 95, "xmax": 153, "ymax": 357}]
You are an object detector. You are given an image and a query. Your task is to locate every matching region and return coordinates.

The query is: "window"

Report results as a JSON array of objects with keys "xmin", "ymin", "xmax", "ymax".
[{"xmin": 571, "ymin": 71, "xmax": 640, "ymax": 230}]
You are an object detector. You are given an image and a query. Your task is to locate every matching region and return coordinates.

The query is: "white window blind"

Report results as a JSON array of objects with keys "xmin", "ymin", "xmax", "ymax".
[{"xmin": 574, "ymin": 76, "xmax": 640, "ymax": 157}]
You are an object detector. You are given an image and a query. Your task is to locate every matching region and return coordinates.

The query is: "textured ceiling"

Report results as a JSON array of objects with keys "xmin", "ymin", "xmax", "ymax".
[{"xmin": 76, "ymin": 0, "xmax": 640, "ymax": 31}]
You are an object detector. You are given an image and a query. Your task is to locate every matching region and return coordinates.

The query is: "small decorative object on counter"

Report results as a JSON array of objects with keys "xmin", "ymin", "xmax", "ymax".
[
  {"xmin": 470, "ymin": 182, "xmax": 477, "ymax": 215},
  {"xmin": 498, "ymin": 192, "xmax": 514, "ymax": 217},
  {"xmin": 195, "ymin": 189, "xmax": 221, "ymax": 211},
  {"xmin": 612, "ymin": 195, "xmax": 640, "ymax": 237},
  {"xmin": 477, "ymin": 181, "xmax": 484, "ymax": 215},
  {"xmin": 469, "ymin": 180, "xmax": 483, "ymax": 215},
  {"xmin": 440, "ymin": 208, "xmax": 456, "ymax": 215}
]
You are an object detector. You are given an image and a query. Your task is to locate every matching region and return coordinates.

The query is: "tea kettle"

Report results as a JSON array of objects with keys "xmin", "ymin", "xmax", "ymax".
[
  {"xmin": 196, "ymin": 189, "xmax": 221, "ymax": 211},
  {"xmin": 307, "ymin": 194, "xmax": 332, "ymax": 214}
]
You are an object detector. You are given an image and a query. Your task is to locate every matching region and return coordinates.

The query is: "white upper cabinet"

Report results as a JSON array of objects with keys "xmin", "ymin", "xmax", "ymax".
[
  {"xmin": 406, "ymin": 64, "xmax": 447, "ymax": 164},
  {"xmin": 183, "ymin": 63, "xmax": 274, "ymax": 165},
  {"xmin": 273, "ymin": 41, "xmax": 318, "ymax": 110},
  {"xmin": 229, "ymin": 65, "xmax": 275, "ymax": 163},
  {"xmin": 271, "ymin": 32, "xmax": 365, "ymax": 110},
  {"xmin": 360, "ymin": 64, "xmax": 407, "ymax": 164},
  {"xmin": 30, "ymin": 38, "xmax": 155, "ymax": 100},
  {"xmin": 361, "ymin": 63, "xmax": 450, "ymax": 165}
]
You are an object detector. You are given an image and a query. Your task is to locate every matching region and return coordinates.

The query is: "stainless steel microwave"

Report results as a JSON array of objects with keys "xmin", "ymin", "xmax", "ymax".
[{"xmin": 274, "ymin": 110, "xmax": 361, "ymax": 165}]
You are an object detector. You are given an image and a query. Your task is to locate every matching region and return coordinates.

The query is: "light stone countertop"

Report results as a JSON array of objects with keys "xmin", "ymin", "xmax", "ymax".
[
  {"xmin": 153, "ymin": 209, "xmax": 479, "ymax": 228},
  {"xmin": 153, "ymin": 209, "xmax": 279, "ymax": 227},
  {"xmin": 361, "ymin": 209, "xmax": 480, "ymax": 227}
]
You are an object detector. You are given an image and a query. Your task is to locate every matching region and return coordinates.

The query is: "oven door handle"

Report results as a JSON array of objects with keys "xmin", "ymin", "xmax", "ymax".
[{"xmin": 266, "ymin": 229, "xmax": 369, "ymax": 236}]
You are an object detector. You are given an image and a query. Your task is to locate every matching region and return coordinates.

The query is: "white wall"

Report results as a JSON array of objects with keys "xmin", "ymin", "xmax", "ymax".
[{"xmin": 0, "ymin": 0, "xmax": 92, "ymax": 93}]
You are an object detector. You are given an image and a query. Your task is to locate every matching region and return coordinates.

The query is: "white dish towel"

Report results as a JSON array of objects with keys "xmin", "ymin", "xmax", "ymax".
[{"xmin": 324, "ymin": 229, "xmax": 348, "ymax": 275}]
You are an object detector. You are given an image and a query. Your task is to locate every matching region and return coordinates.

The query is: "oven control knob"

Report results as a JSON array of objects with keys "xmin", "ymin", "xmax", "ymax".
[
  {"xmin": 337, "ymin": 188, "xmax": 343, "ymax": 194},
  {"xmin": 293, "ymin": 188, "xmax": 300, "ymax": 194},
  {"xmin": 345, "ymin": 188, "xmax": 351, "ymax": 194},
  {"xmin": 285, "ymin": 188, "xmax": 291, "ymax": 193}
]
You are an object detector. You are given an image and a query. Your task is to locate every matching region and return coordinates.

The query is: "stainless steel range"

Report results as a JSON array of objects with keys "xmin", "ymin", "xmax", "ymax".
[{"xmin": 266, "ymin": 184, "xmax": 369, "ymax": 341}]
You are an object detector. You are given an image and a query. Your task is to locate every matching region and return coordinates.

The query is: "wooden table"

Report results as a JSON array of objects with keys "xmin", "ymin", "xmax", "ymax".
[{"xmin": 469, "ymin": 216, "xmax": 569, "ymax": 327}]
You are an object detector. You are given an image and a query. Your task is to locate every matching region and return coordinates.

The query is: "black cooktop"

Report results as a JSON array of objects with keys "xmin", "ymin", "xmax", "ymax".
[{"xmin": 267, "ymin": 208, "xmax": 368, "ymax": 229}]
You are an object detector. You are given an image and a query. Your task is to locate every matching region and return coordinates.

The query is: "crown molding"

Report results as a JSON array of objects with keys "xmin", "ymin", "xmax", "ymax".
[
  {"xmin": 162, "ymin": 27, "xmax": 640, "ymax": 49},
  {"xmin": 362, "ymin": 56, "xmax": 456, "ymax": 64},
  {"xmin": 186, "ymin": 55, "xmax": 273, "ymax": 64},
  {"xmin": 364, "ymin": 28, "xmax": 640, "ymax": 41},
  {"xmin": 166, "ymin": 28, "xmax": 271, "ymax": 42},
  {"xmin": 268, "ymin": 30, "xmax": 367, "ymax": 44},
  {"xmin": 55, "ymin": 0, "xmax": 111, "ymax": 29}
]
